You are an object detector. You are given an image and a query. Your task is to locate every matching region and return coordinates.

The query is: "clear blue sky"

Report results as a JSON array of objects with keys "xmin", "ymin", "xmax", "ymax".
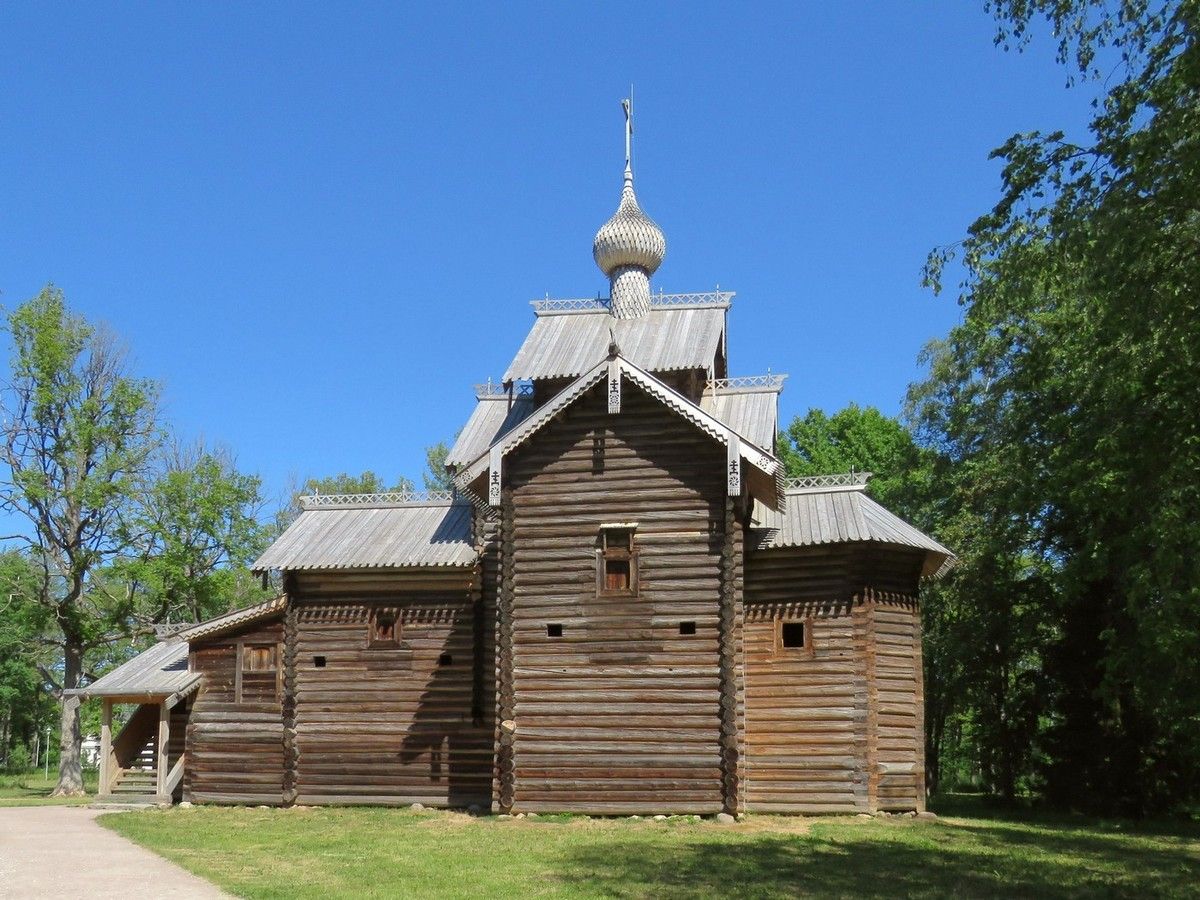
[{"xmin": 0, "ymin": 3, "xmax": 1093, "ymax": 506}]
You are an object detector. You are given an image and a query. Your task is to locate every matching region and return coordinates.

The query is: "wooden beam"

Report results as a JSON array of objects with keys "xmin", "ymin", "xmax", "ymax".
[
  {"xmin": 164, "ymin": 754, "xmax": 185, "ymax": 797},
  {"xmin": 99, "ymin": 699, "xmax": 114, "ymax": 795},
  {"xmin": 156, "ymin": 700, "xmax": 170, "ymax": 798}
]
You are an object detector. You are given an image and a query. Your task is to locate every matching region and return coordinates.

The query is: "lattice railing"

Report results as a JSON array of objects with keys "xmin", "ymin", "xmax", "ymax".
[
  {"xmin": 474, "ymin": 380, "xmax": 534, "ymax": 399},
  {"xmin": 706, "ymin": 374, "xmax": 788, "ymax": 393},
  {"xmin": 785, "ymin": 472, "xmax": 872, "ymax": 491},
  {"xmin": 300, "ymin": 490, "xmax": 459, "ymax": 509},
  {"xmin": 530, "ymin": 290, "xmax": 735, "ymax": 314}
]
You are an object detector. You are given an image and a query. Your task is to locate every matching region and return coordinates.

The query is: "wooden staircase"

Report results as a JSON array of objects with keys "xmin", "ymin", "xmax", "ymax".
[{"xmin": 96, "ymin": 701, "xmax": 189, "ymax": 806}]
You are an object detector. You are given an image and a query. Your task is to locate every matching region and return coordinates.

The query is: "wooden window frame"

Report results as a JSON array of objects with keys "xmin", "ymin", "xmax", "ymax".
[
  {"xmin": 368, "ymin": 608, "xmax": 402, "ymax": 649},
  {"xmin": 235, "ymin": 641, "xmax": 281, "ymax": 704},
  {"xmin": 596, "ymin": 527, "xmax": 639, "ymax": 597},
  {"xmin": 774, "ymin": 616, "xmax": 814, "ymax": 656}
]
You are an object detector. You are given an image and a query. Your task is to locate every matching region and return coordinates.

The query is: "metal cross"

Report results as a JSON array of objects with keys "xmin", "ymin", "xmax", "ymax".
[{"xmin": 622, "ymin": 88, "xmax": 633, "ymax": 168}]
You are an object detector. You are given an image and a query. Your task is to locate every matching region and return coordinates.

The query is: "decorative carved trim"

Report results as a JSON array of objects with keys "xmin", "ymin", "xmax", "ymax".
[
  {"xmin": 705, "ymin": 374, "xmax": 788, "ymax": 394},
  {"xmin": 530, "ymin": 290, "xmax": 735, "ymax": 315},
  {"xmin": 299, "ymin": 490, "xmax": 461, "ymax": 509},
  {"xmin": 474, "ymin": 381, "xmax": 535, "ymax": 399},
  {"xmin": 785, "ymin": 472, "xmax": 873, "ymax": 492}
]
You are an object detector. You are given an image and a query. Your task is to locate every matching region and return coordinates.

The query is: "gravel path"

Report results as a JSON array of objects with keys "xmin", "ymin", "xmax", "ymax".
[{"xmin": 0, "ymin": 806, "xmax": 228, "ymax": 899}]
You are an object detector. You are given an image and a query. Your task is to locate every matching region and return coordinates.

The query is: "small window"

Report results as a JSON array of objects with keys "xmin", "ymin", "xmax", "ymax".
[
  {"xmin": 605, "ymin": 559, "xmax": 631, "ymax": 591},
  {"xmin": 781, "ymin": 622, "xmax": 806, "ymax": 649},
  {"xmin": 243, "ymin": 645, "xmax": 277, "ymax": 671},
  {"xmin": 238, "ymin": 643, "xmax": 279, "ymax": 703},
  {"xmin": 679, "ymin": 621, "xmax": 696, "ymax": 636},
  {"xmin": 598, "ymin": 526, "xmax": 638, "ymax": 595},
  {"xmin": 547, "ymin": 623, "xmax": 563, "ymax": 638},
  {"xmin": 369, "ymin": 609, "xmax": 400, "ymax": 648},
  {"xmin": 313, "ymin": 655, "xmax": 327, "ymax": 668},
  {"xmin": 438, "ymin": 653, "xmax": 453, "ymax": 666}
]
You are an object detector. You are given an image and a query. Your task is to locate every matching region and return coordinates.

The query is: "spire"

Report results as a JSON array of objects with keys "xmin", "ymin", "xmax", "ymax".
[{"xmin": 592, "ymin": 90, "xmax": 666, "ymax": 319}]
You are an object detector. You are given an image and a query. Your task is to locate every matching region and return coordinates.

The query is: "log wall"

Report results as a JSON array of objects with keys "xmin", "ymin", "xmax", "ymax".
[
  {"xmin": 290, "ymin": 585, "xmax": 493, "ymax": 807},
  {"xmin": 504, "ymin": 380, "xmax": 733, "ymax": 814},
  {"xmin": 871, "ymin": 594, "xmax": 925, "ymax": 811},
  {"xmin": 185, "ymin": 619, "xmax": 286, "ymax": 805},
  {"xmin": 744, "ymin": 543, "xmax": 926, "ymax": 813}
]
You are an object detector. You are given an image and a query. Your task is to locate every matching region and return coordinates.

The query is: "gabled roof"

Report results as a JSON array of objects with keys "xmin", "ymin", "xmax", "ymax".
[
  {"xmin": 503, "ymin": 305, "xmax": 726, "ymax": 382},
  {"xmin": 457, "ymin": 353, "xmax": 783, "ymax": 507},
  {"xmin": 752, "ymin": 476, "xmax": 954, "ymax": 578},
  {"xmin": 445, "ymin": 390, "xmax": 536, "ymax": 469},
  {"xmin": 70, "ymin": 639, "xmax": 199, "ymax": 701},
  {"xmin": 252, "ymin": 499, "xmax": 476, "ymax": 572}
]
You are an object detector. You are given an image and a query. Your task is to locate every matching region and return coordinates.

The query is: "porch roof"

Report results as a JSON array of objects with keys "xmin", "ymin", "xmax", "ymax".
[{"xmin": 70, "ymin": 640, "xmax": 198, "ymax": 701}]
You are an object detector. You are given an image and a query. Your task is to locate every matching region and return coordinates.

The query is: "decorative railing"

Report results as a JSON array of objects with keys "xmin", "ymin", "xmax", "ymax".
[
  {"xmin": 530, "ymin": 290, "xmax": 735, "ymax": 315},
  {"xmin": 474, "ymin": 380, "xmax": 534, "ymax": 399},
  {"xmin": 300, "ymin": 490, "xmax": 459, "ymax": 509},
  {"xmin": 706, "ymin": 374, "xmax": 788, "ymax": 394},
  {"xmin": 785, "ymin": 472, "xmax": 873, "ymax": 491}
]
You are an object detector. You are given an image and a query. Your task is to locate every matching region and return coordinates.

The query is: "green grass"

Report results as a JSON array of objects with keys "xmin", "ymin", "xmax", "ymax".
[
  {"xmin": 99, "ymin": 795, "xmax": 1200, "ymax": 899},
  {"xmin": 0, "ymin": 771, "xmax": 97, "ymax": 806}
]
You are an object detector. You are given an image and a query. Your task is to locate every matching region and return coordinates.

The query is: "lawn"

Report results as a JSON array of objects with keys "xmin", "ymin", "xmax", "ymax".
[
  {"xmin": 0, "ymin": 771, "xmax": 96, "ymax": 806},
  {"xmin": 100, "ymin": 796, "xmax": 1200, "ymax": 899}
]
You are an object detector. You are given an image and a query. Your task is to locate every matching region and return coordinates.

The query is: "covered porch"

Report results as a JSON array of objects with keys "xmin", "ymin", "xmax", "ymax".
[{"xmin": 72, "ymin": 638, "xmax": 200, "ymax": 805}]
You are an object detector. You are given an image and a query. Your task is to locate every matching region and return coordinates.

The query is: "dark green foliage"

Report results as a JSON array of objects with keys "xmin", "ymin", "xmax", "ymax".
[
  {"xmin": 913, "ymin": 0, "xmax": 1200, "ymax": 813},
  {"xmin": 422, "ymin": 442, "xmax": 453, "ymax": 493}
]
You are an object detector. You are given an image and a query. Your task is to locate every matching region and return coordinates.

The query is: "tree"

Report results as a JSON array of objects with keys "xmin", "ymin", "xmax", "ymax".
[
  {"xmin": 917, "ymin": 0, "xmax": 1200, "ymax": 813},
  {"xmin": 422, "ymin": 442, "xmax": 453, "ymax": 493},
  {"xmin": 120, "ymin": 440, "xmax": 270, "ymax": 624},
  {"xmin": 777, "ymin": 404, "xmax": 933, "ymax": 511},
  {"xmin": 0, "ymin": 286, "xmax": 159, "ymax": 794},
  {"xmin": 275, "ymin": 470, "xmax": 415, "ymax": 533},
  {"xmin": 0, "ymin": 552, "xmax": 49, "ymax": 771}
]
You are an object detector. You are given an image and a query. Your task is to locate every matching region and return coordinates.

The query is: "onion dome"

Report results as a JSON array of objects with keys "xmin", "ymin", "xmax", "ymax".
[
  {"xmin": 593, "ymin": 165, "xmax": 667, "ymax": 278},
  {"xmin": 592, "ymin": 95, "xmax": 666, "ymax": 319}
]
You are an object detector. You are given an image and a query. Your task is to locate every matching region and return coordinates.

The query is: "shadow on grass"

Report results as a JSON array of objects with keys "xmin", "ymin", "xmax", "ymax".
[
  {"xmin": 933, "ymin": 792, "xmax": 1200, "ymax": 839},
  {"xmin": 557, "ymin": 819, "xmax": 1200, "ymax": 900}
]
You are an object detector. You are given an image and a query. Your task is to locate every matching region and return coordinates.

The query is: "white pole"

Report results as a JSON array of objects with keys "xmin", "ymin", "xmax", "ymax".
[{"xmin": 44, "ymin": 726, "xmax": 50, "ymax": 779}]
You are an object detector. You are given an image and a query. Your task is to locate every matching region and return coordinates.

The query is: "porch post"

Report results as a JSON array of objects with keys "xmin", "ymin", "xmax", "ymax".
[
  {"xmin": 156, "ymin": 700, "xmax": 169, "ymax": 798},
  {"xmin": 99, "ymin": 699, "xmax": 113, "ymax": 796}
]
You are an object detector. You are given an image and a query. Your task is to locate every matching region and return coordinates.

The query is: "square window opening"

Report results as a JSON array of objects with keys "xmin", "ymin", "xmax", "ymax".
[
  {"xmin": 370, "ymin": 609, "xmax": 400, "ymax": 647},
  {"xmin": 781, "ymin": 622, "xmax": 806, "ymax": 649},
  {"xmin": 679, "ymin": 621, "xmax": 697, "ymax": 636},
  {"xmin": 313, "ymin": 655, "xmax": 327, "ymax": 668},
  {"xmin": 547, "ymin": 623, "xmax": 563, "ymax": 638},
  {"xmin": 438, "ymin": 652, "xmax": 453, "ymax": 666}
]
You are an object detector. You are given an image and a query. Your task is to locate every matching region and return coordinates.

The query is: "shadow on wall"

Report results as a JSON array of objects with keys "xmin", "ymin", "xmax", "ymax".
[{"xmin": 397, "ymin": 606, "xmax": 492, "ymax": 808}]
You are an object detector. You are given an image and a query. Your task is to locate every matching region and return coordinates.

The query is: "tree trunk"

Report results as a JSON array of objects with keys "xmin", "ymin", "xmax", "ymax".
[{"xmin": 51, "ymin": 639, "xmax": 85, "ymax": 796}]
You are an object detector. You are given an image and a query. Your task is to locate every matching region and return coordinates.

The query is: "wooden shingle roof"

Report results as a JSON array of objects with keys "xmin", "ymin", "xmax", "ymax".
[
  {"xmin": 446, "ymin": 393, "xmax": 535, "ymax": 469},
  {"xmin": 753, "ymin": 479, "xmax": 955, "ymax": 578},
  {"xmin": 70, "ymin": 639, "xmax": 199, "ymax": 701},
  {"xmin": 700, "ymin": 390, "xmax": 778, "ymax": 451},
  {"xmin": 503, "ymin": 306, "xmax": 726, "ymax": 382},
  {"xmin": 252, "ymin": 500, "xmax": 476, "ymax": 572}
]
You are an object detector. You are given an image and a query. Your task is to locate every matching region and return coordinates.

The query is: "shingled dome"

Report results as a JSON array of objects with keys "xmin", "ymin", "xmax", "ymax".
[{"xmin": 593, "ymin": 166, "xmax": 666, "ymax": 277}]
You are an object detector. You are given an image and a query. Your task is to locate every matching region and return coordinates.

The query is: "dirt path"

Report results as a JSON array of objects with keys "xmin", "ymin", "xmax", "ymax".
[{"xmin": 0, "ymin": 806, "xmax": 228, "ymax": 899}]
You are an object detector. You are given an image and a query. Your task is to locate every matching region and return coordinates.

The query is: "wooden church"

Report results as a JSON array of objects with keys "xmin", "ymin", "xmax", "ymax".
[{"xmin": 76, "ymin": 106, "xmax": 952, "ymax": 816}]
